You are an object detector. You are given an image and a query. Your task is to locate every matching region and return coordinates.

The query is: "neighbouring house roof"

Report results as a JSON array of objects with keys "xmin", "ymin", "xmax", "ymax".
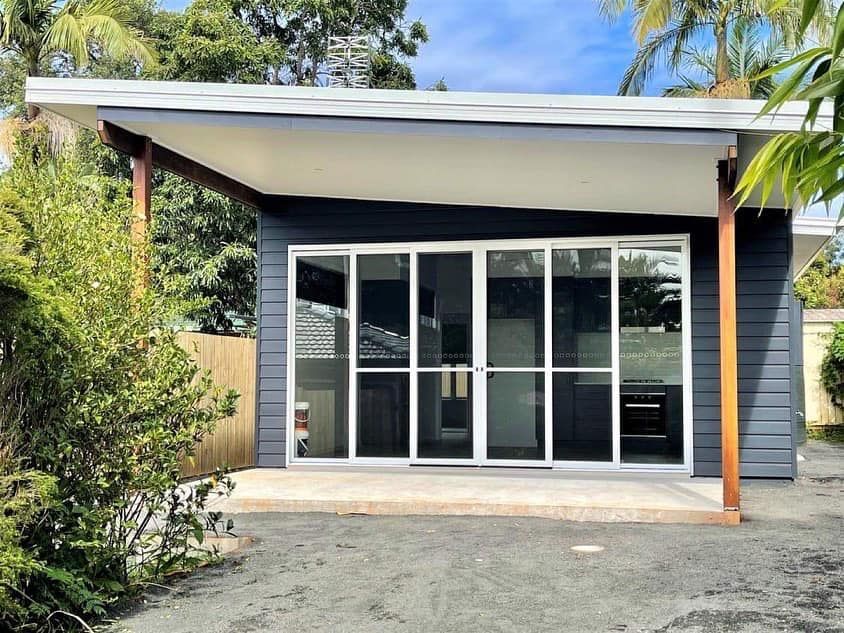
[
  {"xmin": 294, "ymin": 302, "xmax": 407, "ymax": 361},
  {"xmin": 804, "ymin": 309, "xmax": 844, "ymax": 323},
  {"xmin": 24, "ymin": 78, "xmax": 838, "ymax": 276}
]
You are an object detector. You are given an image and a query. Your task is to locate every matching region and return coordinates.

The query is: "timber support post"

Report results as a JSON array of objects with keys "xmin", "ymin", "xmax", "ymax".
[
  {"xmin": 131, "ymin": 136, "xmax": 153, "ymax": 293},
  {"xmin": 717, "ymin": 152, "xmax": 740, "ymax": 514}
]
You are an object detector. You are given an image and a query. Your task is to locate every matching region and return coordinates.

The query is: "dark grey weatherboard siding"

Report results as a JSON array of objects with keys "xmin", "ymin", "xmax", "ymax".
[
  {"xmin": 257, "ymin": 198, "xmax": 796, "ymax": 477},
  {"xmin": 691, "ymin": 211, "xmax": 796, "ymax": 478}
]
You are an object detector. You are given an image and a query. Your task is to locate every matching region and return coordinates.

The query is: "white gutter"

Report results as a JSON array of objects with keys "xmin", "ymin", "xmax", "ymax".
[{"xmin": 25, "ymin": 77, "xmax": 833, "ymax": 133}]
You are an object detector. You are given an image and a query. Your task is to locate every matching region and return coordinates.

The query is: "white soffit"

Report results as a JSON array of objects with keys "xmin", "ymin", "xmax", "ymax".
[
  {"xmin": 793, "ymin": 216, "xmax": 839, "ymax": 278},
  {"xmin": 25, "ymin": 78, "xmax": 832, "ymax": 216}
]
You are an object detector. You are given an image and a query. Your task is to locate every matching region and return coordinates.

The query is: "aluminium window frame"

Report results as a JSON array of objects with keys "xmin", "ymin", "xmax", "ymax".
[{"xmin": 285, "ymin": 234, "xmax": 693, "ymax": 473}]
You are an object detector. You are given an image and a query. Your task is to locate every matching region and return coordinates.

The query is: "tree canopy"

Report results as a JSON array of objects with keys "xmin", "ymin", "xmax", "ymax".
[
  {"xmin": 598, "ymin": 0, "xmax": 835, "ymax": 96},
  {"xmin": 0, "ymin": 0, "xmax": 155, "ymax": 117}
]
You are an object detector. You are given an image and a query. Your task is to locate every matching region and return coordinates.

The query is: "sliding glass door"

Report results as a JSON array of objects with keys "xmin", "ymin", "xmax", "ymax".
[{"xmin": 289, "ymin": 236, "xmax": 690, "ymax": 471}]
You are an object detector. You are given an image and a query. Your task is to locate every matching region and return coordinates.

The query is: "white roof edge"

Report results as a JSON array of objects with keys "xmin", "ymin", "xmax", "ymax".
[
  {"xmin": 25, "ymin": 77, "xmax": 833, "ymax": 133},
  {"xmin": 793, "ymin": 215, "xmax": 840, "ymax": 236}
]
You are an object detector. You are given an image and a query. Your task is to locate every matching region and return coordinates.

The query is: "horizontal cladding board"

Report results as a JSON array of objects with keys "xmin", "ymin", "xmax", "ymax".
[
  {"xmin": 261, "ymin": 327, "xmax": 287, "ymax": 341},
  {"xmin": 694, "ymin": 420, "xmax": 791, "ymax": 435},
  {"xmin": 258, "ymin": 454, "xmax": 286, "ymax": 467},
  {"xmin": 260, "ymin": 378, "xmax": 286, "ymax": 391},
  {"xmin": 262, "ymin": 251, "xmax": 289, "ymax": 266},
  {"xmin": 262, "ymin": 264, "xmax": 288, "ymax": 277},
  {"xmin": 693, "ymin": 365, "xmax": 792, "ymax": 379},
  {"xmin": 261, "ymin": 415, "xmax": 285, "ymax": 429},
  {"xmin": 694, "ymin": 405, "xmax": 792, "ymax": 421},
  {"xmin": 261, "ymin": 365, "xmax": 286, "ymax": 379},
  {"xmin": 260, "ymin": 428, "xmax": 286, "ymax": 443},
  {"xmin": 693, "ymin": 266, "xmax": 790, "ymax": 282},
  {"xmin": 261, "ymin": 302, "xmax": 288, "ymax": 316},
  {"xmin": 695, "ymin": 448, "xmax": 792, "ymax": 463},
  {"xmin": 259, "ymin": 391, "xmax": 286, "ymax": 404},
  {"xmin": 261, "ymin": 315, "xmax": 288, "ymax": 330},
  {"xmin": 693, "ymin": 462, "xmax": 794, "ymax": 478},
  {"xmin": 693, "ymin": 350, "xmax": 790, "ymax": 365},
  {"xmin": 692, "ymin": 309, "xmax": 790, "ymax": 324},
  {"xmin": 693, "ymin": 280, "xmax": 789, "ymax": 296},
  {"xmin": 691, "ymin": 294, "xmax": 790, "ymax": 309},
  {"xmin": 693, "ymin": 322, "xmax": 790, "ymax": 337},
  {"xmin": 261, "ymin": 276, "xmax": 287, "ymax": 291},
  {"xmin": 694, "ymin": 434, "xmax": 793, "ymax": 449},
  {"xmin": 260, "ymin": 403, "xmax": 285, "ymax": 417},
  {"xmin": 260, "ymin": 352, "xmax": 287, "ymax": 365},
  {"xmin": 258, "ymin": 441, "xmax": 286, "ymax": 454},
  {"xmin": 693, "ymin": 336, "xmax": 789, "ymax": 352},
  {"xmin": 694, "ymin": 391, "xmax": 790, "ymax": 407},
  {"xmin": 695, "ymin": 252, "xmax": 790, "ymax": 268},
  {"xmin": 694, "ymin": 378, "xmax": 790, "ymax": 393}
]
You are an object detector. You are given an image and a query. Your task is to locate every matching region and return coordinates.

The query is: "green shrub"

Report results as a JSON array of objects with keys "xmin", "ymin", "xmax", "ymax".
[
  {"xmin": 0, "ymin": 130, "xmax": 238, "ymax": 631},
  {"xmin": 821, "ymin": 322, "xmax": 844, "ymax": 407}
]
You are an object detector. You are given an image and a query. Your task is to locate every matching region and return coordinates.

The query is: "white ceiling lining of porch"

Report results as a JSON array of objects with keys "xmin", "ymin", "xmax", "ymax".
[{"xmin": 100, "ymin": 109, "xmax": 731, "ymax": 216}]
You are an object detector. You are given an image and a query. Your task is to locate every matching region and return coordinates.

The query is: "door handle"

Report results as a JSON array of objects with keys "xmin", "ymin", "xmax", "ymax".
[{"xmin": 487, "ymin": 362, "xmax": 495, "ymax": 379}]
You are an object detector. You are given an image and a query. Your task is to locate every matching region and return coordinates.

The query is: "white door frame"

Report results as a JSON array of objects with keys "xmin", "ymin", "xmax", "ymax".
[{"xmin": 286, "ymin": 234, "xmax": 693, "ymax": 473}]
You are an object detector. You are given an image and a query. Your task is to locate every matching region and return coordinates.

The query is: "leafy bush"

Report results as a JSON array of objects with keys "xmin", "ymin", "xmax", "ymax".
[
  {"xmin": 821, "ymin": 322, "xmax": 844, "ymax": 408},
  {"xmin": 0, "ymin": 130, "xmax": 238, "ymax": 631}
]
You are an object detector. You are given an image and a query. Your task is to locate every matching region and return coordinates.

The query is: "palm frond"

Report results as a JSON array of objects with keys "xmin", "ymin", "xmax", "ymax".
[
  {"xmin": 618, "ymin": 20, "xmax": 702, "ymax": 95},
  {"xmin": 43, "ymin": 0, "xmax": 155, "ymax": 67},
  {"xmin": 661, "ymin": 74, "xmax": 706, "ymax": 97},
  {"xmin": 596, "ymin": 0, "xmax": 629, "ymax": 22},
  {"xmin": 45, "ymin": 5, "xmax": 88, "ymax": 64},
  {"xmin": 632, "ymin": 0, "xmax": 674, "ymax": 44}
]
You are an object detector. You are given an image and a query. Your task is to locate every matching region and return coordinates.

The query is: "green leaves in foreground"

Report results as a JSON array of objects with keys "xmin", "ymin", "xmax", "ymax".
[{"xmin": 735, "ymin": 1, "xmax": 844, "ymax": 213}]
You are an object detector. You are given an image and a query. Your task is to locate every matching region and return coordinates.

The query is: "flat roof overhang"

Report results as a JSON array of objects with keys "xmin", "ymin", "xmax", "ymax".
[{"xmin": 25, "ymin": 78, "xmax": 838, "ymax": 269}]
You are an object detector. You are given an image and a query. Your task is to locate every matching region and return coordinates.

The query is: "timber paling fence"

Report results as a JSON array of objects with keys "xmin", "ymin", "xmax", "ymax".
[
  {"xmin": 803, "ymin": 322, "xmax": 844, "ymax": 427},
  {"xmin": 178, "ymin": 332, "xmax": 256, "ymax": 479}
]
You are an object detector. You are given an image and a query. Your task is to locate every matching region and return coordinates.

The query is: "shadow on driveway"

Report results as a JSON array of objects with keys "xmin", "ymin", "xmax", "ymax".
[{"xmin": 105, "ymin": 440, "xmax": 843, "ymax": 633}]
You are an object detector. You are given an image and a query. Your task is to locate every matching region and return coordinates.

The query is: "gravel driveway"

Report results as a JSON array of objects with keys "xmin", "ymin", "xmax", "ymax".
[{"xmin": 105, "ymin": 440, "xmax": 842, "ymax": 633}]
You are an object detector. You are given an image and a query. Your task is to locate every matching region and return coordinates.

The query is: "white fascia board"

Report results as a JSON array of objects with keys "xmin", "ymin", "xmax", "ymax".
[
  {"xmin": 792, "ymin": 215, "xmax": 839, "ymax": 236},
  {"xmin": 25, "ymin": 77, "xmax": 833, "ymax": 133}
]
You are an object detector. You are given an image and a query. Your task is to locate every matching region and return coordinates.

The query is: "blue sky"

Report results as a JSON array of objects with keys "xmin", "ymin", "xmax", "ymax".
[
  {"xmin": 404, "ymin": 0, "xmax": 670, "ymax": 94},
  {"xmin": 160, "ymin": 0, "xmax": 673, "ymax": 95}
]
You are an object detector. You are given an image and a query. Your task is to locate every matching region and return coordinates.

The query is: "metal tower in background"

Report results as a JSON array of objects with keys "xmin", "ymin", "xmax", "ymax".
[{"xmin": 326, "ymin": 36, "xmax": 371, "ymax": 88}]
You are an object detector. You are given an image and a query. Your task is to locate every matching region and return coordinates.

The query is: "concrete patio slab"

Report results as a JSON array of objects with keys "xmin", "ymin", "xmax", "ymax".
[{"xmin": 211, "ymin": 467, "xmax": 737, "ymax": 525}]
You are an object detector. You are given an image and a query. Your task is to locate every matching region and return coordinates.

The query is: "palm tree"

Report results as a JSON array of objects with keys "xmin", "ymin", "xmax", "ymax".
[
  {"xmin": 1, "ymin": 0, "xmax": 155, "ymax": 119},
  {"xmin": 662, "ymin": 20, "xmax": 790, "ymax": 98},
  {"xmin": 597, "ymin": 0, "xmax": 834, "ymax": 96}
]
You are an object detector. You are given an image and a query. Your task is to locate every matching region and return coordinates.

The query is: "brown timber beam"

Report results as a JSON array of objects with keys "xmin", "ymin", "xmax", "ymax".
[
  {"xmin": 97, "ymin": 120, "xmax": 264, "ymax": 209},
  {"xmin": 717, "ymin": 153, "xmax": 740, "ymax": 514}
]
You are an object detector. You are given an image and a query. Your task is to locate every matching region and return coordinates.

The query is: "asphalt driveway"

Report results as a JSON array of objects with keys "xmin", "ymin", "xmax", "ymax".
[{"xmin": 105, "ymin": 440, "xmax": 842, "ymax": 633}]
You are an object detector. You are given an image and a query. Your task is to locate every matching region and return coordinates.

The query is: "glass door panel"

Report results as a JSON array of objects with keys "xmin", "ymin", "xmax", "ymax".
[
  {"xmin": 416, "ymin": 252, "xmax": 474, "ymax": 460},
  {"xmin": 551, "ymin": 247, "xmax": 614, "ymax": 464},
  {"xmin": 552, "ymin": 248, "xmax": 612, "ymax": 368},
  {"xmin": 418, "ymin": 372, "xmax": 473, "ymax": 459},
  {"xmin": 487, "ymin": 250, "xmax": 545, "ymax": 368},
  {"xmin": 618, "ymin": 244, "xmax": 684, "ymax": 465},
  {"xmin": 552, "ymin": 373, "xmax": 612, "ymax": 461},
  {"xmin": 487, "ymin": 372, "xmax": 545, "ymax": 460},
  {"xmin": 292, "ymin": 255, "xmax": 350, "ymax": 459},
  {"xmin": 356, "ymin": 254, "xmax": 410, "ymax": 458},
  {"xmin": 485, "ymin": 249, "xmax": 547, "ymax": 463}
]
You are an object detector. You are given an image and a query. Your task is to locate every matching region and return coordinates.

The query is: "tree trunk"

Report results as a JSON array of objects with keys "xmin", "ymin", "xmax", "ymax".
[
  {"xmin": 26, "ymin": 60, "xmax": 41, "ymax": 120},
  {"xmin": 714, "ymin": 18, "xmax": 730, "ymax": 86}
]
